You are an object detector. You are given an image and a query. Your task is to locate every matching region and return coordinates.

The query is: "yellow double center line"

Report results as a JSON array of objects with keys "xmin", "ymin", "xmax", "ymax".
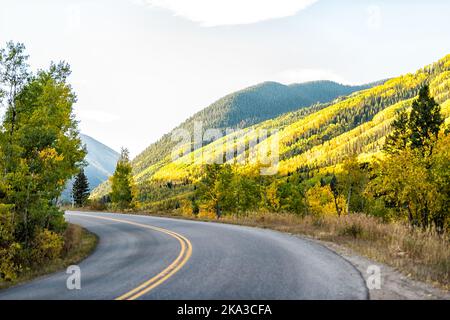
[{"xmin": 69, "ymin": 213, "xmax": 192, "ymax": 300}]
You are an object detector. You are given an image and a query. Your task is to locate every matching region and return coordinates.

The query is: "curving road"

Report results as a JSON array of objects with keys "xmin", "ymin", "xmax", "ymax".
[{"xmin": 0, "ymin": 211, "xmax": 368, "ymax": 300}]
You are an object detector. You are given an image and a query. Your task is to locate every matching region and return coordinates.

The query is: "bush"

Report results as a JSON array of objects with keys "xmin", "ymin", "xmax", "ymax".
[
  {"xmin": 0, "ymin": 204, "xmax": 22, "ymax": 281},
  {"xmin": 198, "ymin": 204, "xmax": 217, "ymax": 220},
  {"xmin": 30, "ymin": 229, "xmax": 64, "ymax": 266},
  {"xmin": 0, "ymin": 243, "xmax": 21, "ymax": 281}
]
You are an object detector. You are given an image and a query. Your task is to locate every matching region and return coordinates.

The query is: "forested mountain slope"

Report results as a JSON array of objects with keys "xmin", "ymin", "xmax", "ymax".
[
  {"xmin": 132, "ymin": 81, "xmax": 374, "ymax": 179},
  {"xmin": 92, "ymin": 80, "xmax": 373, "ymax": 197},
  {"xmin": 151, "ymin": 54, "xmax": 450, "ymax": 181}
]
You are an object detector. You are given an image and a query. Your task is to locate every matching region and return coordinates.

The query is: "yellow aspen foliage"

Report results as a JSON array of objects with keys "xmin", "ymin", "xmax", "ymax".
[
  {"xmin": 180, "ymin": 200, "xmax": 195, "ymax": 218},
  {"xmin": 266, "ymin": 181, "xmax": 280, "ymax": 211},
  {"xmin": 198, "ymin": 205, "xmax": 217, "ymax": 220},
  {"xmin": 30, "ymin": 229, "xmax": 64, "ymax": 266},
  {"xmin": 306, "ymin": 183, "xmax": 346, "ymax": 216}
]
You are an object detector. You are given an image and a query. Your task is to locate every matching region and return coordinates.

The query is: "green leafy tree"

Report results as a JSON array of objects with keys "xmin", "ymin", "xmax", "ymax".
[
  {"xmin": 231, "ymin": 174, "xmax": 260, "ymax": 214},
  {"xmin": 3, "ymin": 61, "xmax": 85, "ymax": 243},
  {"xmin": 428, "ymin": 133, "xmax": 450, "ymax": 232},
  {"xmin": 72, "ymin": 168, "xmax": 90, "ymax": 207},
  {"xmin": 110, "ymin": 148, "xmax": 134, "ymax": 210},
  {"xmin": 340, "ymin": 156, "xmax": 368, "ymax": 214},
  {"xmin": 273, "ymin": 173, "xmax": 307, "ymax": 215},
  {"xmin": 0, "ymin": 42, "xmax": 86, "ymax": 276},
  {"xmin": 369, "ymin": 87, "xmax": 447, "ymax": 230},
  {"xmin": 196, "ymin": 164, "xmax": 234, "ymax": 218},
  {"xmin": 0, "ymin": 41, "xmax": 30, "ymax": 143},
  {"xmin": 369, "ymin": 149, "xmax": 440, "ymax": 228}
]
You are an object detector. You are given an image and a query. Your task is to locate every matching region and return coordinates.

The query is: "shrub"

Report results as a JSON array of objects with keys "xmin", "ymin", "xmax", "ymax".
[
  {"xmin": 0, "ymin": 243, "xmax": 21, "ymax": 281},
  {"xmin": 0, "ymin": 204, "xmax": 22, "ymax": 281},
  {"xmin": 30, "ymin": 229, "xmax": 64, "ymax": 266},
  {"xmin": 198, "ymin": 205, "xmax": 217, "ymax": 220}
]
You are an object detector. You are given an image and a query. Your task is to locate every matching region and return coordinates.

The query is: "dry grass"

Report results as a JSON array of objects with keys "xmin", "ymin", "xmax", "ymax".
[{"xmin": 0, "ymin": 224, "xmax": 98, "ymax": 290}]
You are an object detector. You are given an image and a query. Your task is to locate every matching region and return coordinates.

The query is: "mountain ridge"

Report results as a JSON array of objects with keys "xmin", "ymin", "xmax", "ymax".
[
  {"xmin": 132, "ymin": 80, "xmax": 377, "ymax": 178},
  {"xmin": 91, "ymin": 80, "xmax": 381, "ymax": 198},
  {"xmin": 148, "ymin": 54, "xmax": 450, "ymax": 182}
]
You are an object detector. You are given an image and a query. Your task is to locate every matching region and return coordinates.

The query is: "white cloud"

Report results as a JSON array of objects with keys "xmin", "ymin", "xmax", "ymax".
[
  {"xmin": 274, "ymin": 68, "xmax": 352, "ymax": 85},
  {"xmin": 139, "ymin": 0, "xmax": 318, "ymax": 26}
]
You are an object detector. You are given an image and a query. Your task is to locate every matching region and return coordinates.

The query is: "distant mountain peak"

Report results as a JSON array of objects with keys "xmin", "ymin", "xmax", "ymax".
[{"xmin": 60, "ymin": 134, "xmax": 119, "ymax": 202}]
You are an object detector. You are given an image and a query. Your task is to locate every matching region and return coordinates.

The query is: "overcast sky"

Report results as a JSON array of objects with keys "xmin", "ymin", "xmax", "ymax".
[{"xmin": 1, "ymin": 0, "xmax": 450, "ymax": 156}]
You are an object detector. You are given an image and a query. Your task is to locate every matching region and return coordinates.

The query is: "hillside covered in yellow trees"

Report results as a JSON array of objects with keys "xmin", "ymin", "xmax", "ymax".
[
  {"xmin": 93, "ymin": 54, "xmax": 450, "ymax": 238},
  {"xmin": 148, "ymin": 54, "xmax": 450, "ymax": 182}
]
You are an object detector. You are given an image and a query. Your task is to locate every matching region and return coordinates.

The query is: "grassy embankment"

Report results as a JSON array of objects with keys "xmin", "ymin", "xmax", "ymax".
[{"xmin": 0, "ymin": 224, "xmax": 97, "ymax": 290}]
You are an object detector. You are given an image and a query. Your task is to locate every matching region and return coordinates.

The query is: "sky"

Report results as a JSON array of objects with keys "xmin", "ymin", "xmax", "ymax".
[{"xmin": 1, "ymin": 0, "xmax": 450, "ymax": 157}]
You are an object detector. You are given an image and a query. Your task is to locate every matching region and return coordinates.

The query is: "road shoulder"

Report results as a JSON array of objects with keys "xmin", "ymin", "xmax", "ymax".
[{"xmin": 307, "ymin": 237, "xmax": 450, "ymax": 300}]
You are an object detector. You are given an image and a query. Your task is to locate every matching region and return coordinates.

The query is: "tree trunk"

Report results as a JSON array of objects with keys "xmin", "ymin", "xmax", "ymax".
[
  {"xmin": 333, "ymin": 196, "xmax": 340, "ymax": 217},
  {"xmin": 422, "ymin": 200, "xmax": 430, "ymax": 230},
  {"xmin": 8, "ymin": 86, "xmax": 17, "ymax": 142},
  {"xmin": 24, "ymin": 179, "xmax": 31, "ymax": 247},
  {"xmin": 215, "ymin": 202, "xmax": 221, "ymax": 219},
  {"xmin": 407, "ymin": 205, "xmax": 414, "ymax": 226},
  {"xmin": 346, "ymin": 187, "xmax": 352, "ymax": 215}
]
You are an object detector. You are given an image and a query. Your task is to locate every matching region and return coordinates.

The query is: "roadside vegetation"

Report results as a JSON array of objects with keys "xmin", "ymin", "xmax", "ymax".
[
  {"xmin": 91, "ymin": 84, "xmax": 450, "ymax": 290},
  {"xmin": 109, "ymin": 148, "xmax": 136, "ymax": 210},
  {"xmin": 0, "ymin": 224, "xmax": 97, "ymax": 289},
  {"xmin": 0, "ymin": 42, "xmax": 90, "ymax": 283},
  {"xmin": 126, "ymin": 86, "xmax": 449, "ymax": 233}
]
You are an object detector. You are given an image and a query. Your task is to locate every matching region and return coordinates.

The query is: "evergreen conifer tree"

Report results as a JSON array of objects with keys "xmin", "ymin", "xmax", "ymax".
[{"xmin": 72, "ymin": 168, "xmax": 90, "ymax": 207}]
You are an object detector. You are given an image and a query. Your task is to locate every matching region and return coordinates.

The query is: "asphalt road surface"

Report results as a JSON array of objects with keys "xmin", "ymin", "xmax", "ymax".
[{"xmin": 0, "ymin": 211, "xmax": 368, "ymax": 300}]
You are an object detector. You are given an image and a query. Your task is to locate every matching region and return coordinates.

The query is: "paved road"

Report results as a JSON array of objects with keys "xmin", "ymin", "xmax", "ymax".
[{"xmin": 0, "ymin": 211, "xmax": 368, "ymax": 300}]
